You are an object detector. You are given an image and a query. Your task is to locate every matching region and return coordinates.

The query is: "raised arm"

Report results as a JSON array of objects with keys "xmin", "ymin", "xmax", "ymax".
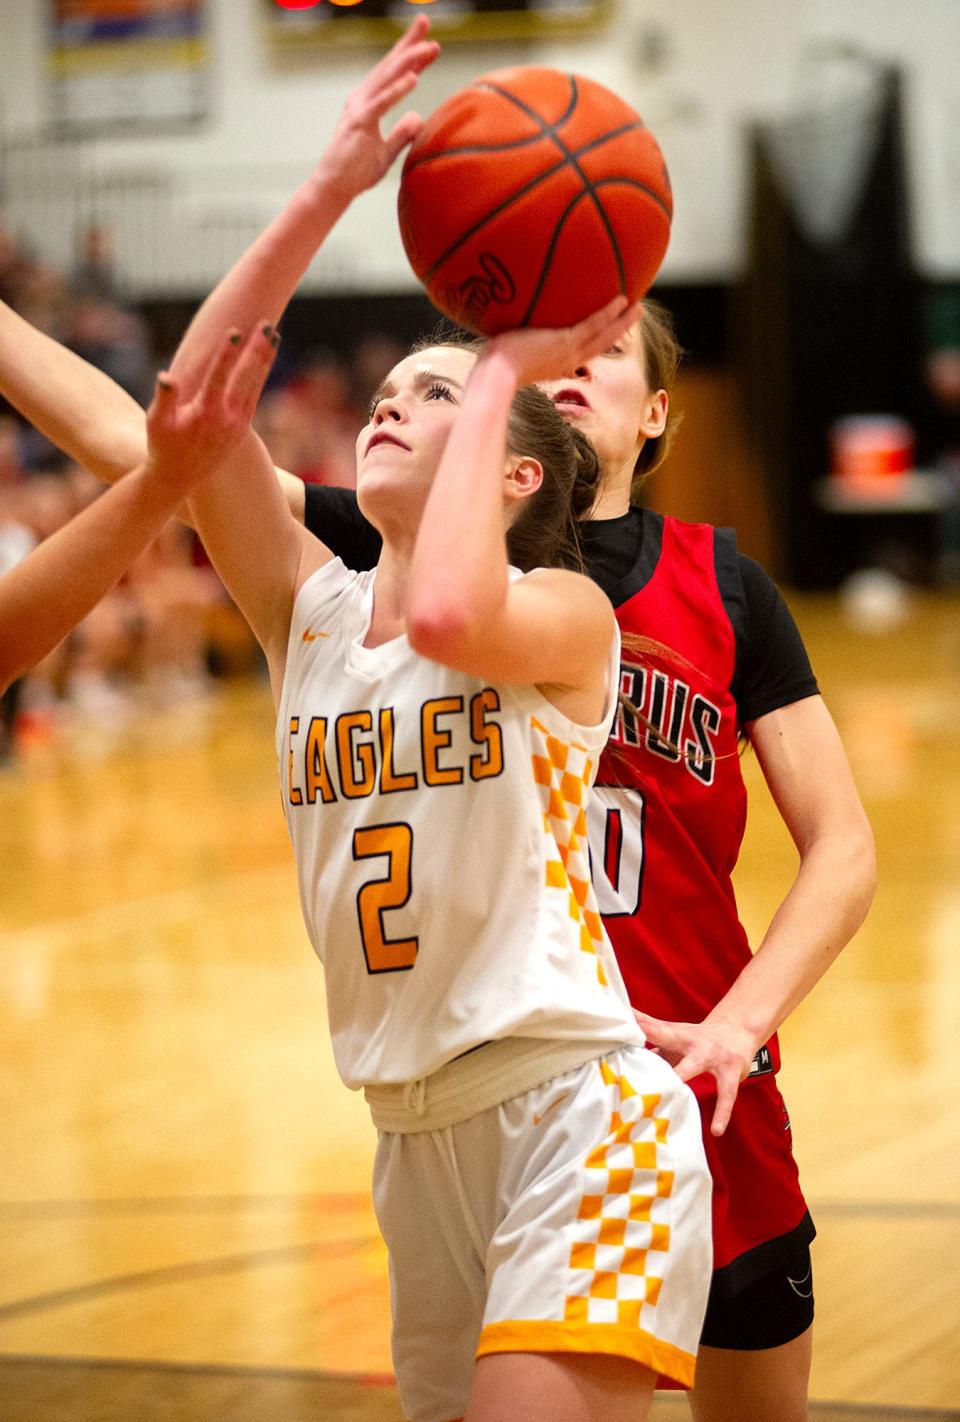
[
  {"xmin": 0, "ymin": 295, "xmax": 311, "ymax": 520},
  {"xmin": 172, "ymin": 19, "xmax": 439, "ymax": 684},
  {"xmin": 0, "ymin": 298, "xmax": 146, "ymax": 484},
  {"xmin": 0, "ymin": 326, "xmax": 277, "ymax": 695},
  {"xmin": 0, "ymin": 16, "xmax": 438, "ymax": 515},
  {"xmin": 408, "ymin": 298, "xmax": 639, "ymax": 695},
  {"xmin": 168, "ymin": 17, "xmax": 439, "ymax": 399}
]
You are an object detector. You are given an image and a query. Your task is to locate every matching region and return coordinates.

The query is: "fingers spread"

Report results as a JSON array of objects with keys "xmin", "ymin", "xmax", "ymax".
[
  {"xmin": 147, "ymin": 371, "xmax": 179, "ymax": 429},
  {"xmin": 226, "ymin": 322, "xmax": 279, "ymax": 419},
  {"xmin": 371, "ymin": 70, "xmax": 422, "ymax": 125},
  {"xmin": 384, "ymin": 110, "xmax": 424, "ymax": 164},
  {"xmin": 199, "ymin": 329, "xmax": 243, "ymax": 412},
  {"xmin": 371, "ymin": 36, "xmax": 438, "ymax": 109}
]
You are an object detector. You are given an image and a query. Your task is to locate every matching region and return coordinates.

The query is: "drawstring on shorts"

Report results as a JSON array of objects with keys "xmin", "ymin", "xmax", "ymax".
[{"xmin": 401, "ymin": 1075, "xmax": 427, "ymax": 1116}]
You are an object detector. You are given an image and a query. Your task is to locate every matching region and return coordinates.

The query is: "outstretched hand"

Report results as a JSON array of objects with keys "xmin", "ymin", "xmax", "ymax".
[
  {"xmin": 315, "ymin": 15, "xmax": 440, "ymax": 202},
  {"xmin": 633, "ymin": 1010, "xmax": 759, "ymax": 1137},
  {"xmin": 482, "ymin": 296, "xmax": 642, "ymax": 389},
  {"xmin": 145, "ymin": 323, "xmax": 278, "ymax": 495}
]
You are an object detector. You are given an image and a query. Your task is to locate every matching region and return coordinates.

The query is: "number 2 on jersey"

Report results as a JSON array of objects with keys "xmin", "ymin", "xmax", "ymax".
[
  {"xmin": 353, "ymin": 823, "xmax": 419, "ymax": 973},
  {"xmin": 586, "ymin": 787, "xmax": 646, "ymax": 916}
]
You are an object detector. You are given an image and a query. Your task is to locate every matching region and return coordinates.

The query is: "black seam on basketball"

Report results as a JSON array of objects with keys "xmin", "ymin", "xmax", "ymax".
[
  {"xmin": 404, "ymin": 118, "xmax": 645, "ymax": 171},
  {"xmin": 520, "ymin": 187, "xmax": 614, "ymax": 325},
  {"xmin": 403, "ymin": 78, "xmax": 579, "ymax": 178},
  {"xmin": 494, "ymin": 74, "xmax": 628, "ymax": 296},
  {"xmin": 476, "ymin": 74, "xmax": 582, "ymax": 140},
  {"xmin": 518, "ymin": 176, "xmax": 672, "ymax": 325},
  {"xmin": 418, "ymin": 125, "xmax": 662, "ymax": 285},
  {"xmin": 591, "ymin": 174, "xmax": 673, "ymax": 214},
  {"xmin": 472, "ymin": 79, "xmax": 670, "ymax": 243},
  {"xmin": 404, "ymin": 135, "xmax": 559, "ymax": 171},
  {"xmin": 574, "ymin": 177, "xmax": 626, "ymax": 299}
]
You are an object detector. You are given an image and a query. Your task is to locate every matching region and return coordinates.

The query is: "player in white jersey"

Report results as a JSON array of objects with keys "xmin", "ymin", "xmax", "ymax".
[
  {"xmin": 167, "ymin": 314, "xmax": 712, "ymax": 1422},
  {"xmin": 29, "ymin": 20, "xmax": 712, "ymax": 1421}
]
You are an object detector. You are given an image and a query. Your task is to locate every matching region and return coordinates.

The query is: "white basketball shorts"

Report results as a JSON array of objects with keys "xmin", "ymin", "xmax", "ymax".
[{"xmin": 372, "ymin": 1044, "xmax": 712, "ymax": 1422}]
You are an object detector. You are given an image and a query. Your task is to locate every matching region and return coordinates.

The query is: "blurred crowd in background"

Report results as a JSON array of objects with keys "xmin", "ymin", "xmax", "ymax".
[{"xmin": 0, "ymin": 214, "xmax": 409, "ymax": 764}]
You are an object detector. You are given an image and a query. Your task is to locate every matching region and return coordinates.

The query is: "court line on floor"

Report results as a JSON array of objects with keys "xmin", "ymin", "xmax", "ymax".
[
  {"xmin": 0, "ymin": 1236, "xmax": 378, "ymax": 1325},
  {"xmin": 0, "ymin": 1193, "xmax": 370, "ymax": 1218},
  {"xmin": 0, "ymin": 1352, "xmax": 393, "ymax": 1386},
  {"xmin": 811, "ymin": 1200, "xmax": 960, "ymax": 1220},
  {"xmin": 0, "ymin": 1354, "xmax": 956, "ymax": 1418},
  {"xmin": 2, "ymin": 862, "xmax": 301, "ymax": 957}
]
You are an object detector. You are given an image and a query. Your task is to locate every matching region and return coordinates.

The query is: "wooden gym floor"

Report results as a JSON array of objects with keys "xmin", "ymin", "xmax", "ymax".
[{"xmin": 1, "ymin": 592, "xmax": 958, "ymax": 1421}]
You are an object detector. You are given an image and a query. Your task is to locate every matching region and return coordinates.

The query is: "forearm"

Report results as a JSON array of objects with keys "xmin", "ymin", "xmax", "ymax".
[
  {"xmin": 0, "ymin": 299, "xmax": 147, "ymax": 482},
  {"xmin": 0, "ymin": 466, "xmax": 185, "ymax": 691},
  {"xmin": 408, "ymin": 352, "xmax": 515, "ymax": 645},
  {"xmin": 169, "ymin": 174, "xmax": 351, "ymax": 395},
  {"xmin": 186, "ymin": 429, "xmax": 305, "ymax": 665},
  {"xmin": 709, "ymin": 825, "xmax": 876, "ymax": 1047}
]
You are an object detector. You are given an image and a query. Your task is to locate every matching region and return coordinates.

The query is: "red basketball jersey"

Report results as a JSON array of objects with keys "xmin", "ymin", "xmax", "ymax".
[{"xmin": 588, "ymin": 514, "xmax": 812, "ymax": 1287}]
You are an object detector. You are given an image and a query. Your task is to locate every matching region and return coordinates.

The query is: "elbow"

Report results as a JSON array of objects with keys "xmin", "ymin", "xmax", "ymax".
[
  {"xmin": 408, "ymin": 600, "xmax": 475, "ymax": 667},
  {"xmin": 855, "ymin": 819, "xmax": 878, "ymax": 914},
  {"xmin": 837, "ymin": 813, "xmax": 878, "ymax": 925}
]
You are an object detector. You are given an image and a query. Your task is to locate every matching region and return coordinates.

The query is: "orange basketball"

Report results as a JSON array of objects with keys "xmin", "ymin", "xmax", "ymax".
[{"xmin": 398, "ymin": 66, "xmax": 672, "ymax": 335}]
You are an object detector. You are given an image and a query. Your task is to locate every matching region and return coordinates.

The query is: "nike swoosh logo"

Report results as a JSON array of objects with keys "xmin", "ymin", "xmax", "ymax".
[
  {"xmin": 302, "ymin": 629, "xmax": 329, "ymax": 642},
  {"xmin": 532, "ymin": 1091, "xmax": 571, "ymax": 1126},
  {"xmin": 787, "ymin": 1268, "xmax": 813, "ymax": 1299}
]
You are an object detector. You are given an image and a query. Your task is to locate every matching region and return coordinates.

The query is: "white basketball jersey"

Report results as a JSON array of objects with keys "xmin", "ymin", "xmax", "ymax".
[{"xmin": 276, "ymin": 558, "xmax": 642, "ymax": 1089}]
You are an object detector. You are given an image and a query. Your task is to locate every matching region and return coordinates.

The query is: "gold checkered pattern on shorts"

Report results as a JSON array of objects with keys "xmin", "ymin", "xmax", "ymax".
[
  {"xmin": 530, "ymin": 715, "xmax": 608, "ymax": 985},
  {"xmin": 563, "ymin": 1058, "xmax": 675, "ymax": 1329}
]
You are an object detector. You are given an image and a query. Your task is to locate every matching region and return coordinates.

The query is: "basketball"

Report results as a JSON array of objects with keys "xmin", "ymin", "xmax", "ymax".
[{"xmin": 398, "ymin": 66, "xmax": 672, "ymax": 335}]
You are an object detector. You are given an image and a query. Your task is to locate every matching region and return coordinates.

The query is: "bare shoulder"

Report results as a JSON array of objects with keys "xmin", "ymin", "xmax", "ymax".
[{"xmin": 520, "ymin": 566, "xmax": 613, "ymax": 622}]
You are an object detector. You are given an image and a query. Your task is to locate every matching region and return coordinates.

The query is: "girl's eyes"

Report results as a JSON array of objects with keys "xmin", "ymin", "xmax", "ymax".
[{"xmin": 368, "ymin": 380, "xmax": 457, "ymax": 418}]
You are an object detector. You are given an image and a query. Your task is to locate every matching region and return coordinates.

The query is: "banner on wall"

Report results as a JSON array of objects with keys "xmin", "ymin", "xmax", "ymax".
[
  {"xmin": 263, "ymin": 0, "xmax": 614, "ymax": 50},
  {"xmin": 49, "ymin": 0, "xmax": 209, "ymax": 132}
]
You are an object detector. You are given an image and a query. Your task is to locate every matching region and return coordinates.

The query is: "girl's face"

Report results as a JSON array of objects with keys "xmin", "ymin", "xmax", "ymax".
[
  {"xmin": 537, "ymin": 321, "xmax": 666, "ymax": 476},
  {"xmin": 356, "ymin": 346, "xmax": 477, "ymax": 528}
]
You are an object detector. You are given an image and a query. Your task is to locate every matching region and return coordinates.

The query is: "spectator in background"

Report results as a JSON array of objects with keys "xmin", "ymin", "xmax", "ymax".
[
  {"xmin": 72, "ymin": 221, "xmax": 123, "ymax": 306},
  {"xmin": 12, "ymin": 258, "xmax": 68, "ymax": 340},
  {"xmin": 0, "ymin": 213, "xmax": 31, "ymax": 312},
  {"xmin": 64, "ymin": 296, "xmax": 154, "ymax": 408},
  {"xmin": 253, "ymin": 345, "xmax": 359, "ymax": 488},
  {"xmin": 65, "ymin": 219, "xmax": 155, "ymax": 407}
]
